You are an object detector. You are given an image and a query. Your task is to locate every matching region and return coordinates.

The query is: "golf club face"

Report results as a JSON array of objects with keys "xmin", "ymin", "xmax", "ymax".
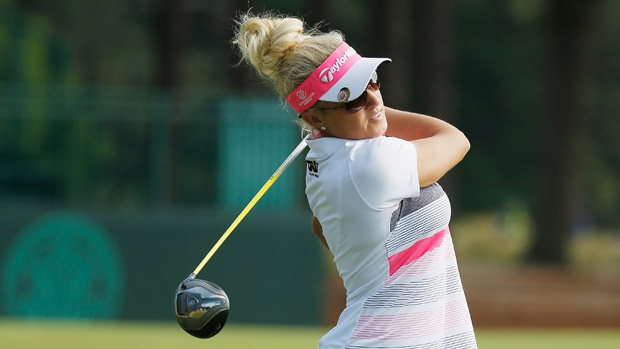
[{"xmin": 174, "ymin": 278, "xmax": 229, "ymax": 338}]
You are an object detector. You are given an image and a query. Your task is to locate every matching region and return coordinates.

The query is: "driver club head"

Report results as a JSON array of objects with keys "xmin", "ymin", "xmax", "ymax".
[{"xmin": 174, "ymin": 277, "xmax": 229, "ymax": 338}]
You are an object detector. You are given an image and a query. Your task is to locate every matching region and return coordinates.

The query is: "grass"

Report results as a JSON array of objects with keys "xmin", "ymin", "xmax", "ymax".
[
  {"xmin": 0, "ymin": 319, "xmax": 324, "ymax": 349},
  {"xmin": 1, "ymin": 319, "xmax": 620, "ymax": 348},
  {"xmin": 477, "ymin": 328, "xmax": 620, "ymax": 349}
]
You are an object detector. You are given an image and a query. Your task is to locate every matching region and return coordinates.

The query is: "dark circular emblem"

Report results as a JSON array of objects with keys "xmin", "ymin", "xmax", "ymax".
[{"xmin": 1, "ymin": 211, "xmax": 125, "ymax": 319}]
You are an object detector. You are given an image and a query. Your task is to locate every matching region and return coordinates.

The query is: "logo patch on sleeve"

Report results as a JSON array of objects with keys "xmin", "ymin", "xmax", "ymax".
[{"xmin": 306, "ymin": 160, "xmax": 319, "ymax": 178}]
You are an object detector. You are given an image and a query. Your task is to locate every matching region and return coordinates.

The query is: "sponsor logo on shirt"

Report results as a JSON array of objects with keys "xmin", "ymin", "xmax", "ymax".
[{"xmin": 306, "ymin": 160, "xmax": 319, "ymax": 178}]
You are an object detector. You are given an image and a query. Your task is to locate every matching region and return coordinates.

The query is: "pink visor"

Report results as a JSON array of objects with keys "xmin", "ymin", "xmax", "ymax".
[
  {"xmin": 286, "ymin": 42, "xmax": 361, "ymax": 114},
  {"xmin": 286, "ymin": 42, "xmax": 391, "ymax": 114}
]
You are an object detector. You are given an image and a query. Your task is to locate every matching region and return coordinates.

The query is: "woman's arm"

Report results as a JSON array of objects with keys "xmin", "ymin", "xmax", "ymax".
[
  {"xmin": 312, "ymin": 216, "xmax": 329, "ymax": 250},
  {"xmin": 385, "ymin": 107, "xmax": 470, "ymax": 187}
]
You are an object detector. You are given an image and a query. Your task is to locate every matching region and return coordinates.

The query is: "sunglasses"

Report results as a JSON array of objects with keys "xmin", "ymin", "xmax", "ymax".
[{"xmin": 300, "ymin": 72, "xmax": 381, "ymax": 117}]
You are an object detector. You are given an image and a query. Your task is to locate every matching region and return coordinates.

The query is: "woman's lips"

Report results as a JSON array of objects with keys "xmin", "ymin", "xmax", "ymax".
[{"xmin": 370, "ymin": 109, "xmax": 383, "ymax": 121}]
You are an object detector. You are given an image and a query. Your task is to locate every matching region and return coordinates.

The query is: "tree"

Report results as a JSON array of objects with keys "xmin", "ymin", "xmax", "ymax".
[
  {"xmin": 411, "ymin": 0, "xmax": 459, "ymax": 201},
  {"xmin": 527, "ymin": 0, "xmax": 600, "ymax": 265},
  {"xmin": 150, "ymin": 0, "xmax": 187, "ymax": 205},
  {"xmin": 369, "ymin": 0, "xmax": 412, "ymax": 110}
]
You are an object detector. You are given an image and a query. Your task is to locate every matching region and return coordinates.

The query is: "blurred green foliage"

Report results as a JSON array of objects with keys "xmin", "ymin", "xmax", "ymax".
[
  {"xmin": 452, "ymin": 208, "xmax": 620, "ymax": 272},
  {"xmin": 451, "ymin": 201, "xmax": 532, "ymax": 265},
  {"xmin": 0, "ymin": 0, "xmax": 619, "ymax": 231}
]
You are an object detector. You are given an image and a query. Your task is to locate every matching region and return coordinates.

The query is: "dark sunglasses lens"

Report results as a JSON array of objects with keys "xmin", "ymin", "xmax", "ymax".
[{"xmin": 345, "ymin": 91, "xmax": 368, "ymax": 113}]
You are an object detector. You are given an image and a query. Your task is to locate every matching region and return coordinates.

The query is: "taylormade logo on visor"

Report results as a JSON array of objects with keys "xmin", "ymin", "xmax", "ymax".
[
  {"xmin": 319, "ymin": 47, "xmax": 356, "ymax": 83},
  {"xmin": 285, "ymin": 42, "xmax": 361, "ymax": 113}
]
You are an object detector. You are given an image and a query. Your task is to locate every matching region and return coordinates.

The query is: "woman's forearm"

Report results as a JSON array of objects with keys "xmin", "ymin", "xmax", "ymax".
[
  {"xmin": 384, "ymin": 107, "xmax": 456, "ymax": 141},
  {"xmin": 384, "ymin": 106, "xmax": 470, "ymax": 187}
]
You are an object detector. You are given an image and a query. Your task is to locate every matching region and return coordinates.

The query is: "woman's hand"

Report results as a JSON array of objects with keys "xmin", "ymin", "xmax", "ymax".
[{"xmin": 385, "ymin": 107, "xmax": 470, "ymax": 188}]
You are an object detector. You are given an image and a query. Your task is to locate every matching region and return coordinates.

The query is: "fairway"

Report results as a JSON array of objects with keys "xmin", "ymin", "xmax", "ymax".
[
  {"xmin": 1, "ymin": 319, "xmax": 620, "ymax": 349},
  {"xmin": 0, "ymin": 320, "xmax": 325, "ymax": 349}
]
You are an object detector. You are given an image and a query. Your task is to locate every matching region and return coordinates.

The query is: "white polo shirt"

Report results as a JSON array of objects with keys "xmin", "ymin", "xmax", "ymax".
[{"xmin": 305, "ymin": 136, "xmax": 476, "ymax": 349}]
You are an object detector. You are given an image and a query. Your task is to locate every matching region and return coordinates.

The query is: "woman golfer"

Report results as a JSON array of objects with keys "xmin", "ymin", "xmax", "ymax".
[{"xmin": 235, "ymin": 12, "xmax": 477, "ymax": 349}]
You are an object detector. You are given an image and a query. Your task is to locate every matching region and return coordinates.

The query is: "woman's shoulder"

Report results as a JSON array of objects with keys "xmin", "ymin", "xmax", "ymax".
[
  {"xmin": 349, "ymin": 136, "xmax": 415, "ymax": 164},
  {"xmin": 348, "ymin": 136, "xmax": 420, "ymax": 209}
]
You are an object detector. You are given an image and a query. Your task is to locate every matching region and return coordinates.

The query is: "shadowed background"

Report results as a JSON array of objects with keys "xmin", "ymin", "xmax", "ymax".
[{"xmin": 1, "ymin": 0, "xmax": 619, "ymax": 340}]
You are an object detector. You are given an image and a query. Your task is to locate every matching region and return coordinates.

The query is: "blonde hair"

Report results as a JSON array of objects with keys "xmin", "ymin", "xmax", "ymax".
[{"xmin": 233, "ymin": 12, "xmax": 344, "ymax": 99}]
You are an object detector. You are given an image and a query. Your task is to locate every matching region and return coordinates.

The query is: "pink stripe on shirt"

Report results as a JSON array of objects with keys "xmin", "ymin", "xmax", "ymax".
[{"xmin": 388, "ymin": 228, "xmax": 448, "ymax": 276}]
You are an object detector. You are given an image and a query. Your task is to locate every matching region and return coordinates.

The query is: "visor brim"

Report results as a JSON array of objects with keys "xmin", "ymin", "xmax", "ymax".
[{"xmin": 319, "ymin": 57, "xmax": 391, "ymax": 102}]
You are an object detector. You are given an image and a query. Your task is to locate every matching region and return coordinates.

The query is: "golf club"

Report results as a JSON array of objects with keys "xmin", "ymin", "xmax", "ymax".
[{"xmin": 174, "ymin": 135, "xmax": 309, "ymax": 338}]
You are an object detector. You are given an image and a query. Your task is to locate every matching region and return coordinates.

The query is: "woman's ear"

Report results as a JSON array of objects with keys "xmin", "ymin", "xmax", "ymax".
[{"xmin": 301, "ymin": 110, "xmax": 325, "ymax": 130}]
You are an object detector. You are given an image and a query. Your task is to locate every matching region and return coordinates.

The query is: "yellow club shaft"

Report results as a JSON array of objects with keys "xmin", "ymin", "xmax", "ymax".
[
  {"xmin": 192, "ymin": 175, "xmax": 278, "ymax": 276},
  {"xmin": 192, "ymin": 136, "xmax": 309, "ymax": 277}
]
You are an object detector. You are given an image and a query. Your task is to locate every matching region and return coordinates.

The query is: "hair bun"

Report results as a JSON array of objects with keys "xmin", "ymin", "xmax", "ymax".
[
  {"xmin": 236, "ymin": 15, "xmax": 304, "ymax": 78},
  {"xmin": 234, "ymin": 12, "xmax": 344, "ymax": 98}
]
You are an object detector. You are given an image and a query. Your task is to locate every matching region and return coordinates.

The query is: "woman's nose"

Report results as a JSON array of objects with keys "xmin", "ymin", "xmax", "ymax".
[{"xmin": 365, "ymin": 88, "xmax": 381, "ymax": 109}]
